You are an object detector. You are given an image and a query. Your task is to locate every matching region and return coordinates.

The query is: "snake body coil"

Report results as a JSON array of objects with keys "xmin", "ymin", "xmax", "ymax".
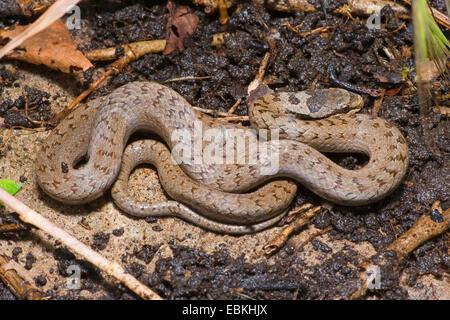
[{"xmin": 35, "ymin": 82, "xmax": 409, "ymax": 233}]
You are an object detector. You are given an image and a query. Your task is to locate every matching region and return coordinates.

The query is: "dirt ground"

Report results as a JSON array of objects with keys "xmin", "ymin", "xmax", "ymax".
[{"xmin": 0, "ymin": 0, "xmax": 448, "ymax": 300}]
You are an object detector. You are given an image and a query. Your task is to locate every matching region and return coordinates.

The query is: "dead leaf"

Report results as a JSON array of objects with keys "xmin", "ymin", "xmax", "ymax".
[
  {"xmin": 163, "ymin": 1, "xmax": 199, "ymax": 55},
  {"xmin": 0, "ymin": 0, "xmax": 82, "ymax": 59},
  {"xmin": 0, "ymin": 19, "xmax": 93, "ymax": 73}
]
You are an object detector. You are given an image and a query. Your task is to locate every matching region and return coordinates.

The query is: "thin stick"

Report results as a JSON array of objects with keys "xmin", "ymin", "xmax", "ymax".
[
  {"xmin": 56, "ymin": 37, "xmax": 221, "ymax": 121},
  {"xmin": 54, "ymin": 68, "xmax": 114, "ymax": 122},
  {"xmin": 248, "ymin": 52, "xmax": 271, "ymax": 93},
  {"xmin": 218, "ymin": 0, "xmax": 229, "ymax": 24},
  {"xmin": 340, "ymin": 204, "xmax": 449, "ymax": 300},
  {"xmin": 216, "ymin": 115, "xmax": 249, "ymax": 122},
  {"xmin": 227, "ymin": 98, "xmax": 243, "ymax": 115},
  {"xmin": 264, "ymin": 205, "xmax": 321, "ymax": 255},
  {"xmin": 163, "ymin": 75, "xmax": 212, "ymax": 83},
  {"xmin": 298, "ymin": 226, "xmax": 333, "ymax": 250},
  {"xmin": 0, "ymin": 188, "xmax": 162, "ymax": 300},
  {"xmin": 371, "ymin": 88, "xmax": 386, "ymax": 118}
]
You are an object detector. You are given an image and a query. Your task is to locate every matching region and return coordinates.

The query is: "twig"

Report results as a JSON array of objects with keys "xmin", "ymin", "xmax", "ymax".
[
  {"xmin": 298, "ymin": 25, "xmax": 335, "ymax": 37},
  {"xmin": 218, "ymin": 0, "xmax": 229, "ymax": 24},
  {"xmin": 192, "ymin": 106, "xmax": 249, "ymax": 120},
  {"xmin": 298, "ymin": 226, "xmax": 333, "ymax": 250},
  {"xmin": 372, "ymin": 88, "xmax": 386, "ymax": 117},
  {"xmin": 227, "ymin": 98, "xmax": 243, "ymax": 115},
  {"xmin": 55, "ymin": 40, "xmax": 167, "ymax": 122},
  {"xmin": 282, "ymin": 22, "xmax": 304, "ymax": 35},
  {"xmin": 0, "ymin": 188, "xmax": 162, "ymax": 300},
  {"xmin": 83, "ymin": 40, "xmax": 167, "ymax": 61},
  {"xmin": 56, "ymin": 35, "xmax": 227, "ymax": 122},
  {"xmin": 248, "ymin": 52, "xmax": 271, "ymax": 94},
  {"xmin": 0, "ymin": 129, "xmax": 13, "ymax": 150},
  {"xmin": 163, "ymin": 75, "xmax": 212, "ymax": 83},
  {"xmin": 389, "ymin": 22, "xmax": 407, "ymax": 34},
  {"xmin": 264, "ymin": 205, "xmax": 321, "ymax": 255},
  {"xmin": 338, "ymin": 203, "xmax": 449, "ymax": 300},
  {"xmin": 216, "ymin": 115, "xmax": 249, "ymax": 122},
  {"xmin": 0, "ymin": 254, "xmax": 43, "ymax": 300},
  {"xmin": 0, "ymin": 223, "xmax": 24, "ymax": 232},
  {"xmin": 385, "ymin": 202, "xmax": 449, "ymax": 261}
]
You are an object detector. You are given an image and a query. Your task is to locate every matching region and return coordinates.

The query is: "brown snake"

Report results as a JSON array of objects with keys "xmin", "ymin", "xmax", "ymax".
[{"xmin": 35, "ymin": 82, "xmax": 409, "ymax": 233}]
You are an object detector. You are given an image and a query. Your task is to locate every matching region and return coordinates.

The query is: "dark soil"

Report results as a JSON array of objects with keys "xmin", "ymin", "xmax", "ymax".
[{"xmin": 0, "ymin": 0, "xmax": 448, "ymax": 300}]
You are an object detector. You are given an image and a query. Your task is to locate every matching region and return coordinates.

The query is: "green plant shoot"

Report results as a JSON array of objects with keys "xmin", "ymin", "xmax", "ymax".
[{"xmin": 0, "ymin": 179, "xmax": 22, "ymax": 206}]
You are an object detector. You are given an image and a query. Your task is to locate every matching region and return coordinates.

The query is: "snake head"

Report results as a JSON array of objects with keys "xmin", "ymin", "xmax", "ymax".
[
  {"xmin": 251, "ymin": 88, "xmax": 364, "ymax": 119},
  {"xmin": 289, "ymin": 88, "xmax": 364, "ymax": 119}
]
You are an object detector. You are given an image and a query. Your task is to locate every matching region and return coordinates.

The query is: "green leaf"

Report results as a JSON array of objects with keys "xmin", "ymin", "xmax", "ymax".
[{"xmin": 0, "ymin": 179, "xmax": 22, "ymax": 206}]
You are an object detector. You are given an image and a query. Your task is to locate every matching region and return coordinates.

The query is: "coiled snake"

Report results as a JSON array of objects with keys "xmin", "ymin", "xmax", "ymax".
[{"xmin": 35, "ymin": 82, "xmax": 409, "ymax": 234}]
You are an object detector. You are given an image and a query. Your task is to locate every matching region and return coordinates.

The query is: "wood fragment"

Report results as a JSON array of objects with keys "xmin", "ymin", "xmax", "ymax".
[
  {"xmin": 345, "ymin": 0, "xmax": 409, "ymax": 19},
  {"xmin": 216, "ymin": 115, "xmax": 249, "ymax": 122},
  {"xmin": 338, "ymin": 204, "xmax": 449, "ymax": 300},
  {"xmin": 163, "ymin": 75, "xmax": 212, "ymax": 83},
  {"xmin": 211, "ymin": 32, "xmax": 226, "ymax": 46},
  {"xmin": 192, "ymin": 106, "xmax": 249, "ymax": 121},
  {"xmin": 0, "ymin": 254, "xmax": 43, "ymax": 300},
  {"xmin": 298, "ymin": 226, "xmax": 333, "ymax": 250},
  {"xmin": 385, "ymin": 207, "xmax": 449, "ymax": 261},
  {"xmin": 84, "ymin": 40, "xmax": 167, "ymax": 61},
  {"xmin": 433, "ymin": 106, "xmax": 450, "ymax": 117},
  {"xmin": 57, "ymin": 35, "xmax": 224, "ymax": 121},
  {"xmin": 258, "ymin": 0, "xmax": 316, "ymax": 13},
  {"xmin": 227, "ymin": 98, "xmax": 243, "ymax": 115},
  {"xmin": 218, "ymin": 0, "xmax": 229, "ymax": 24},
  {"xmin": 372, "ymin": 88, "xmax": 386, "ymax": 117},
  {"xmin": 248, "ymin": 52, "xmax": 271, "ymax": 94},
  {"xmin": 264, "ymin": 205, "xmax": 321, "ymax": 255}
]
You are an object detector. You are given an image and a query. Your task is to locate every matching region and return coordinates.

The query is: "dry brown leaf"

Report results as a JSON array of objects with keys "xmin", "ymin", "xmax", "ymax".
[
  {"xmin": 0, "ymin": 0, "xmax": 81, "ymax": 59},
  {"xmin": 163, "ymin": 1, "xmax": 199, "ymax": 55},
  {"xmin": 0, "ymin": 19, "xmax": 93, "ymax": 73}
]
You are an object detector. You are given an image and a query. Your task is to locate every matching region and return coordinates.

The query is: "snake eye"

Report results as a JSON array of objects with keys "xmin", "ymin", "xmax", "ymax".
[{"xmin": 341, "ymin": 104, "xmax": 350, "ymax": 111}]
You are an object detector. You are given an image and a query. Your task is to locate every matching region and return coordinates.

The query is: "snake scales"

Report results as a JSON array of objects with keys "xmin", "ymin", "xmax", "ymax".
[{"xmin": 35, "ymin": 82, "xmax": 409, "ymax": 234}]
